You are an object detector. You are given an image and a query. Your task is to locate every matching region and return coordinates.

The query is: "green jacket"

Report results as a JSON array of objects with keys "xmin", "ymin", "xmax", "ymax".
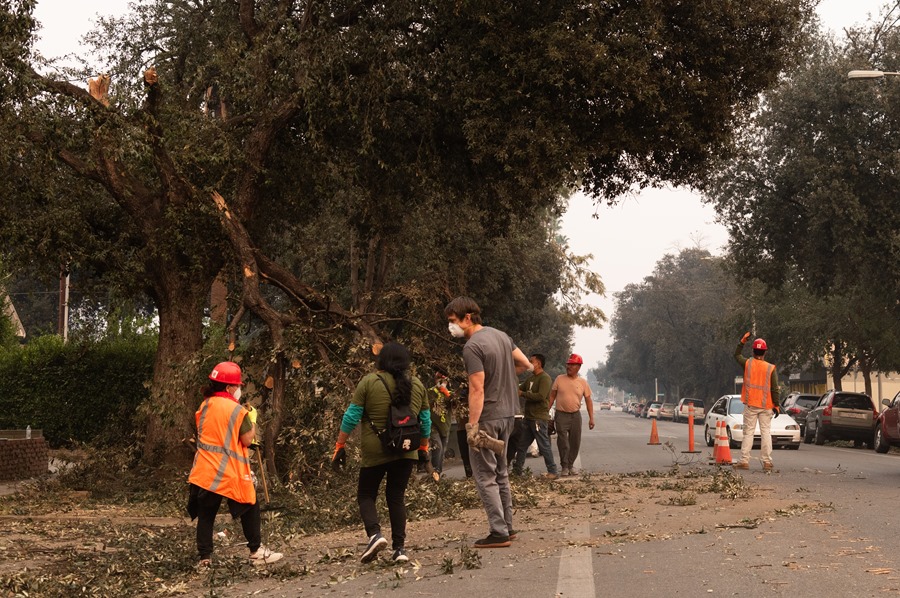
[
  {"xmin": 519, "ymin": 371, "xmax": 552, "ymax": 421},
  {"xmin": 352, "ymin": 373, "xmax": 428, "ymax": 468}
]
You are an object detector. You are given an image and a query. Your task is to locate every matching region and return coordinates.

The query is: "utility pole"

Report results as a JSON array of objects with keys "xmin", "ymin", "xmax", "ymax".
[{"xmin": 57, "ymin": 264, "xmax": 69, "ymax": 342}]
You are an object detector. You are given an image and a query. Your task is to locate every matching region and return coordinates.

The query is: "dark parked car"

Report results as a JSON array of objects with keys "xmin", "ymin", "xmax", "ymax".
[
  {"xmin": 781, "ymin": 392, "xmax": 820, "ymax": 436},
  {"xmin": 874, "ymin": 391, "xmax": 900, "ymax": 453},
  {"xmin": 804, "ymin": 391, "xmax": 877, "ymax": 447}
]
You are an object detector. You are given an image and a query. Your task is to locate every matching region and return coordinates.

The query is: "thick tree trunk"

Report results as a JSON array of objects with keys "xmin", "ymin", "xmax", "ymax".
[
  {"xmin": 143, "ymin": 273, "xmax": 210, "ymax": 466},
  {"xmin": 830, "ymin": 343, "xmax": 843, "ymax": 391}
]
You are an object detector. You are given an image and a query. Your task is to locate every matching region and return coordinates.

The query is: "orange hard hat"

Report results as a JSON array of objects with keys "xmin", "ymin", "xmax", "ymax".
[
  {"xmin": 566, "ymin": 353, "xmax": 584, "ymax": 365},
  {"xmin": 209, "ymin": 361, "xmax": 242, "ymax": 385},
  {"xmin": 753, "ymin": 339, "xmax": 768, "ymax": 351}
]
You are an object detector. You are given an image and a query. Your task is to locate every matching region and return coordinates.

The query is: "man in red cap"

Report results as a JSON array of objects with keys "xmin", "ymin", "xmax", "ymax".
[
  {"xmin": 549, "ymin": 353, "xmax": 594, "ymax": 476},
  {"xmin": 734, "ymin": 333, "xmax": 781, "ymax": 471}
]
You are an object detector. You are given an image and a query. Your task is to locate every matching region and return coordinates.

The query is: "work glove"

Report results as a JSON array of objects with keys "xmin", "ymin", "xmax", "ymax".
[
  {"xmin": 331, "ymin": 442, "xmax": 346, "ymax": 471},
  {"xmin": 246, "ymin": 405, "xmax": 258, "ymax": 425},
  {"xmin": 466, "ymin": 423, "xmax": 505, "ymax": 455},
  {"xmin": 772, "ymin": 406, "xmax": 781, "ymax": 417},
  {"xmin": 465, "ymin": 423, "xmax": 480, "ymax": 446},
  {"xmin": 417, "ymin": 439, "xmax": 429, "ymax": 461},
  {"xmin": 741, "ymin": 331, "xmax": 751, "ymax": 344}
]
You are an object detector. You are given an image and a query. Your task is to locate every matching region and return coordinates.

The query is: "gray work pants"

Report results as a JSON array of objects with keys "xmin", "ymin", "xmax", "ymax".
[
  {"xmin": 555, "ymin": 410, "xmax": 582, "ymax": 471},
  {"xmin": 470, "ymin": 417, "xmax": 514, "ymax": 537}
]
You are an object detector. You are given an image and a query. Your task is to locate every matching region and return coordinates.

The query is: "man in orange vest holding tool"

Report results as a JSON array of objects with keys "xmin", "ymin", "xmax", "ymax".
[
  {"xmin": 733, "ymin": 333, "xmax": 781, "ymax": 471},
  {"xmin": 187, "ymin": 361, "xmax": 283, "ymax": 567}
]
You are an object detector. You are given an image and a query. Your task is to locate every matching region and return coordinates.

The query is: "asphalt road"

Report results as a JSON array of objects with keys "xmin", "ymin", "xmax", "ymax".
[
  {"xmin": 591, "ymin": 409, "xmax": 900, "ymax": 484},
  {"xmin": 257, "ymin": 409, "xmax": 900, "ymax": 597}
]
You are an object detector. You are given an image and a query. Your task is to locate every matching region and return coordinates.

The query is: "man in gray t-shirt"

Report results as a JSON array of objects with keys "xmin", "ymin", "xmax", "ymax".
[
  {"xmin": 446, "ymin": 296, "xmax": 532, "ymax": 549},
  {"xmin": 462, "ymin": 327, "xmax": 520, "ymax": 421}
]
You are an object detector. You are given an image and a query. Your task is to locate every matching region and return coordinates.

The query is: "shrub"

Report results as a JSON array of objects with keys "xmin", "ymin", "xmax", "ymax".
[{"xmin": 0, "ymin": 335, "xmax": 155, "ymax": 447}]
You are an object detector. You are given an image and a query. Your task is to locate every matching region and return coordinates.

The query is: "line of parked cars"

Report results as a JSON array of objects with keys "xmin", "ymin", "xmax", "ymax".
[
  {"xmin": 626, "ymin": 389, "xmax": 899, "ymax": 453},
  {"xmin": 627, "ymin": 398, "xmax": 706, "ymax": 421}
]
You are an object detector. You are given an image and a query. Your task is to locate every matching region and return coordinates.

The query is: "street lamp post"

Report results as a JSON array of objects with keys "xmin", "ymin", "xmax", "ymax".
[{"xmin": 848, "ymin": 70, "xmax": 900, "ymax": 79}]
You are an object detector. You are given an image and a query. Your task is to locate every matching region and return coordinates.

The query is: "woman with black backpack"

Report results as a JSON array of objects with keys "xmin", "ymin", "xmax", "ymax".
[{"xmin": 331, "ymin": 342, "xmax": 431, "ymax": 564}]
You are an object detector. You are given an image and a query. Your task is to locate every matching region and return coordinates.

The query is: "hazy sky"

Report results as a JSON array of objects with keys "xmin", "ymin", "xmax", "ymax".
[{"xmin": 30, "ymin": 0, "xmax": 892, "ymax": 363}]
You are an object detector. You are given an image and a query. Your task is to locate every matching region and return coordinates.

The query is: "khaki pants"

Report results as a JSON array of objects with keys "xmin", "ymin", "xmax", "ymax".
[{"xmin": 740, "ymin": 405, "xmax": 773, "ymax": 465}]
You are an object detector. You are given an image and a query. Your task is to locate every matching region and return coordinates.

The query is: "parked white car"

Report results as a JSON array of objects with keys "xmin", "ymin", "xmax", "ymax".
[
  {"xmin": 647, "ymin": 403, "xmax": 661, "ymax": 418},
  {"xmin": 704, "ymin": 394, "xmax": 801, "ymax": 449}
]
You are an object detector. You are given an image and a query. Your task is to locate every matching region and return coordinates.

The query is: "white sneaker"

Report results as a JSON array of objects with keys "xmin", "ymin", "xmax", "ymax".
[{"xmin": 249, "ymin": 545, "xmax": 283, "ymax": 566}]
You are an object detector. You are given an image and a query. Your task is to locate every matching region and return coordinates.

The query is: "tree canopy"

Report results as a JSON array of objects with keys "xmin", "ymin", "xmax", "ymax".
[
  {"xmin": 704, "ymin": 15, "xmax": 900, "ymax": 392},
  {"xmin": 604, "ymin": 249, "xmax": 742, "ymax": 403},
  {"xmin": 0, "ymin": 0, "xmax": 815, "ymax": 462}
]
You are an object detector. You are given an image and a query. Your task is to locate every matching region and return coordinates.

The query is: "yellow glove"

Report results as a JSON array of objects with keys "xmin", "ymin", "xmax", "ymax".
[
  {"xmin": 246, "ymin": 406, "xmax": 258, "ymax": 425},
  {"xmin": 740, "ymin": 332, "xmax": 751, "ymax": 344}
]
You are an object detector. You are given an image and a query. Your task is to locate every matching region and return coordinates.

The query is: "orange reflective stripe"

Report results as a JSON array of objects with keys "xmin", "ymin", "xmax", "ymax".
[{"xmin": 741, "ymin": 359, "xmax": 775, "ymax": 409}]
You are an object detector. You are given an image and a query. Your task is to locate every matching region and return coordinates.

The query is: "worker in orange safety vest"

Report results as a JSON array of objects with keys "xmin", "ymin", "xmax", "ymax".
[
  {"xmin": 733, "ymin": 333, "xmax": 781, "ymax": 471},
  {"xmin": 187, "ymin": 361, "xmax": 283, "ymax": 567}
]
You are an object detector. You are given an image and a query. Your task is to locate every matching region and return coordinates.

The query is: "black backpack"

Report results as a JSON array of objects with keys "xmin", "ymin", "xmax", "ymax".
[{"xmin": 368, "ymin": 375, "xmax": 421, "ymax": 454}]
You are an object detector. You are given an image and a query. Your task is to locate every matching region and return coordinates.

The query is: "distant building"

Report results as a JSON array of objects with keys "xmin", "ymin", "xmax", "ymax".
[{"xmin": 2, "ymin": 294, "xmax": 26, "ymax": 338}]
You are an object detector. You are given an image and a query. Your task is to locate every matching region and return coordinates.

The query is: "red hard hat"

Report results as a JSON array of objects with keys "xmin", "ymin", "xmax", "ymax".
[
  {"xmin": 753, "ymin": 338, "xmax": 768, "ymax": 351},
  {"xmin": 209, "ymin": 361, "xmax": 242, "ymax": 385},
  {"xmin": 566, "ymin": 353, "xmax": 584, "ymax": 365}
]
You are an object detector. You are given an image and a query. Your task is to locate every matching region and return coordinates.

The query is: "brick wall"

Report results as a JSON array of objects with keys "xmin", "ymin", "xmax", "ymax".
[{"xmin": 0, "ymin": 437, "xmax": 48, "ymax": 481}]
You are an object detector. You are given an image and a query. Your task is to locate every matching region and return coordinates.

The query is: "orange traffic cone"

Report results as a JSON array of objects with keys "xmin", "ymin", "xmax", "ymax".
[
  {"xmin": 710, "ymin": 421, "xmax": 722, "ymax": 462},
  {"xmin": 647, "ymin": 417, "xmax": 661, "ymax": 445},
  {"xmin": 714, "ymin": 421, "xmax": 733, "ymax": 466}
]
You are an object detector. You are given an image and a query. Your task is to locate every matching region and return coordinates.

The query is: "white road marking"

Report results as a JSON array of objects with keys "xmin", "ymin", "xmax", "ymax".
[{"xmin": 556, "ymin": 521, "xmax": 594, "ymax": 597}]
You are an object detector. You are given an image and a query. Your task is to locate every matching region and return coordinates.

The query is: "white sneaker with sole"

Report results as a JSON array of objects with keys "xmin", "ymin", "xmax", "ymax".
[{"xmin": 249, "ymin": 545, "xmax": 283, "ymax": 566}]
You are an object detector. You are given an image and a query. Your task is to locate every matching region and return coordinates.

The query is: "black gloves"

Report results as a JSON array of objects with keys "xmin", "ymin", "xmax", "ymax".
[{"xmin": 331, "ymin": 444, "xmax": 346, "ymax": 471}]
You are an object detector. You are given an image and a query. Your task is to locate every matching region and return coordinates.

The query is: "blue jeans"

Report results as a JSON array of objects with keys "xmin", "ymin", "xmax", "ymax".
[
  {"xmin": 513, "ymin": 419, "xmax": 558, "ymax": 475},
  {"xmin": 430, "ymin": 430, "xmax": 449, "ymax": 472}
]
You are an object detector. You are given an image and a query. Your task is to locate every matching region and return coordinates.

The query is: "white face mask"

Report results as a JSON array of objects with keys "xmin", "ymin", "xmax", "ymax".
[
  {"xmin": 231, "ymin": 387, "xmax": 242, "ymax": 401},
  {"xmin": 448, "ymin": 322, "xmax": 465, "ymax": 338}
]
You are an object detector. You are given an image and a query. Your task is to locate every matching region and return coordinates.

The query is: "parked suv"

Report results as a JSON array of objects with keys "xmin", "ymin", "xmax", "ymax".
[
  {"xmin": 673, "ymin": 398, "xmax": 705, "ymax": 423},
  {"xmin": 804, "ymin": 391, "xmax": 877, "ymax": 447},
  {"xmin": 781, "ymin": 392, "xmax": 820, "ymax": 436},
  {"xmin": 874, "ymin": 391, "xmax": 900, "ymax": 453}
]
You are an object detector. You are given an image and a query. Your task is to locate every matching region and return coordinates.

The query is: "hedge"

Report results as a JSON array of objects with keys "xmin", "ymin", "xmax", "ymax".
[{"xmin": 0, "ymin": 335, "xmax": 156, "ymax": 447}]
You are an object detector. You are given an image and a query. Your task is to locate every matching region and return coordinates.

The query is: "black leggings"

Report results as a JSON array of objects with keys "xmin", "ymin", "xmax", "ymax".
[
  {"xmin": 194, "ymin": 486, "xmax": 261, "ymax": 559},
  {"xmin": 357, "ymin": 459, "xmax": 414, "ymax": 550},
  {"xmin": 456, "ymin": 428, "xmax": 472, "ymax": 475}
]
